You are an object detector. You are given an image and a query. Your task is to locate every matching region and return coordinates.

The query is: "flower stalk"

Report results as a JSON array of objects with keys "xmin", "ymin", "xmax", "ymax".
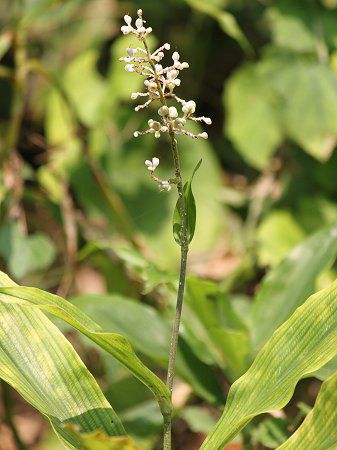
[{"xmin": 119, "ymin": 10, "xmax": 211, "ymax": 448}]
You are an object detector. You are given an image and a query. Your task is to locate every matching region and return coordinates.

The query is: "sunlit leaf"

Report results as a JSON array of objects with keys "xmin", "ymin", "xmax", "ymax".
[
  {"xmin": 201, "ymin": 280, "xmax": 337, "ymax": 449},
  {"xmin": 251, "ymin": 220, "xmax": 337, "ymax": 354},
  {"xmin": 0, "ymin": 272, "xmax": 171, "ymax": 418},
  {"xmin": 0, "ymin": 272, "xmax": 125, "ymax": 449},
  {"xmin": 278, "ymin": 371, "xmax": 337, "ymax": 449}
]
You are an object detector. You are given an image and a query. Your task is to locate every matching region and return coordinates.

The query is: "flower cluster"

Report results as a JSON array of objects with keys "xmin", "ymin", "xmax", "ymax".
[{"xmin": 120, "ymin": 9, "xmax": 211, "ymax": 192}]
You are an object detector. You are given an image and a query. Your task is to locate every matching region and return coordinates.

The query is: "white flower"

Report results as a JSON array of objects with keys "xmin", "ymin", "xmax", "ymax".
[
  {"xmin": 172, "ymin": 51, "xmax": 180, "ymax": 61},
  {"xmin": 145, "ymin": 157, "xmax": 160, "ymax": 171},
  {"xmin": 121, "ymin": 26, "xmax": 131, "ymax": 35},
  {"xmin": 160, "ymin": 180, "xmax": 172, "ymax": 192},
  {"xmin": 124, "ymin": 15, "xmax": 132, "ymax": 25}
]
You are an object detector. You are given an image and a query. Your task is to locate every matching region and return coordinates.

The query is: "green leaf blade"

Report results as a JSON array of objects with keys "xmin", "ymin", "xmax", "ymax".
[
  {"xmin": 173, "ymin": 159, "xmax": 201, "ymax": 245},
  {"xmin": 278, "ymin": 371, "xmax": 337, "ymax": 449},
  {"xmin": 201, "ymin": 280, "xmax": 337, "ymax": 449}
]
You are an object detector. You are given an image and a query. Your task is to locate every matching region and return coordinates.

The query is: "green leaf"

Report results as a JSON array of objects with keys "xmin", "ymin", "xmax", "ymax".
[
  {"xmin": 272, "ymin": 61, "xmax": 337, "ymax": 160},
  {"xmin": 185, "ymin": 0, "xmax": 253, "ymax": 55},
  {"xmin": 0, "ymin": 272, "xmax": 171, "ymax": 418},
  {"xmin": 64, "ymin": 427, "xmax": 140, "ymax": 450},
  {"xmin": 0, "ymin": 223, "xmax": 56, "ymax": 279},
  {"xmin": 256, "ymin": 210, "xmax": 305, "ymax": 267},
  {"xmin": 278, "ymin": 371, "xmax": 337, "ymax": 449},
  {"xmin": 225, "ymin": 64, "xmax": 283, "ymax": 169},
  {"xmin": 201, "ymin": 280, "xmax": 337, "ymax": 449},
  {"xmin": 251, "ymin": 220, "xmax": 337, "ymax": 354},
  {"xmin": 71, "ymin": 293, "xmax": 224, "ymax": 405},
  {"xmin": 0, "ymin": 273, "xmax": 125, "ymax": 449},
  {"xmin": 173, "ymin": 159, "xmax": 201, "ymax": 245}
]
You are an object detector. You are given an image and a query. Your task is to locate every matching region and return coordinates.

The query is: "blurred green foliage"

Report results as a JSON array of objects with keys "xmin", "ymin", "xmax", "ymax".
[{"xmin": 1, "ymin": 0, "xmax": 337, "ymax": 448}]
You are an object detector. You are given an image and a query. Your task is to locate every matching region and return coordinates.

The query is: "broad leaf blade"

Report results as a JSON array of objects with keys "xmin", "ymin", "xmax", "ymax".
[
  {"xmin": 0, "ymin": 273, "xmax": 125, "ymax": 449},
  {"xmin": 173, "ymin": 159, "xmax": 201, "ymax": 245},
  {"xmin": 251, "ymin": 220, "xmax": 337, "ymax": 354},
  {"xmin": 0, "ymin": 271, "xmax": 171, "ymax": 417},
  {"xmin": 278, "ymin": 371, "xmax": 337, "ymax": 449},
  {"xmin": 201, "ymin": 280, "xmax": 337, "ymax": 449}
]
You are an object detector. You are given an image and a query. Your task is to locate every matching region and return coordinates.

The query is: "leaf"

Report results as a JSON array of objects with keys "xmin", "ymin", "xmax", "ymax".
[
  {"xmin": 256, "ymin": 210, "xmax": 305, "ymax": 267},
  {"xmin": 71, "ymin": 293, "xmax": 224, "ymax": 405},
  {"xmin": 272, "ymin": 61, "xmax": 337, "ymax": 161},
  {"xmin": 225, "ymin": 64, "xmax": 283, "ymax": 169},
  {"xmin": 185, "ymin": 0, "xmax": 253, "ymax": 55},
  {"xmin": 277, "ymin": 371, "xmax": 337, "ymax": 449},
  {"xmin": 201, "ymin": 280, "xmax": 337, "ymax": 449},
  {"xmin": 0, "ymin": 273, "xmax": 125, "ymax": 449},
  {"xmin": 0, "ymin": 272, "xmax": 171, "ymax": 418},
  {"xmin": 64, "ymin": 427, "xmax": 140, "ymax": 450},
  {"xmin": 0, "ymin": 223, "xmax": 56, "ymax": 279},
  {"xmin": 251, "ymin": 220, "xmax": 337, "ymax": 354},
  {"xmin": 184, "ymin": 276, "xmax": 249, "ymax": 380},
  {"xmin": 173, "ymin": 159, "xmax": 201, "ymax": 245}
]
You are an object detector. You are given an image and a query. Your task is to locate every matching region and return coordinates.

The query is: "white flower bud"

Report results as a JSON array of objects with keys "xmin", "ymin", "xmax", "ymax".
[
  {"xmin": 135, "ymin": 18, "xmax": 143, "ymax": 28},
  {"xmin": 137, "ymin": 26, "xmax": 146, "ymax": 33},
  {"xmin": 168, "ymin": 106, "xmax": 178, "ymax": 118},
  {"xmin": 158, "ymin": 106, "xmax": 169, "ymax": 116},
  {"xmin": 180, "ymin": 62, "xmax": 189, "ymax": 69},
  {"xmin": 125, "ymin": 64, "xmax": 134, "ymax": 72},
  {"xmin": 131, "ymin": 92, "xmax": 138, "ymax": 99},
  {"xmin": 154, "ymin": 131, "xmax": 161, "ymax": 138},
  {"xmin": 151, "ymin": 121, "xmax": 161, "ymax": 131},
  {"xmin": 137, "ymin": 9, "xmax": 143, "ymax": 16},
  {"xmin": 146, "ymin": 27, "xmax": 153, "ymax": 34},
  {"xmin": 160, "ymin": 180, "xmax": 172, "ymax": 192},
  {"xmin": 174, "ymin": 79, "xmax": 181, "ymax": 86},
  {"xmin": 174, "ymin": 118, "xmax": 185, "ymax": 129},
  {"xmin": 124, "ymin": 15, "xmax": 132, "ymax": 25},
  {"xmin": 161, "ymin": 126, "xmax": 168, "ymax": 132},
  {"xmin": 155, "ymin": 64, "xmax": 163, "ymax": 72},
  {"xmin": 164, "ymin": 43, "xmax": 171, "ymax": 50},
  {"xmin": 127, "ymin": 48, "xmax": 137, "ymax": 57},
  {"xmin": 172, "ymin": 51, "xmax": 180, "ymax": 61},
  {"xmin": 182, "ymin": 100, "xmax": 196, "ymax": 115},
  {"xmin": 134, "ymin": 131, "xmax": 139, "ymax": 137},
  {"xmin": 204, "ymin": 117, "xmax": 212, "ymax": 125},
  {"xmin": 152, "ymin": 157, "xmax": 160, "ymax": 167},
  {"xmin": 199, "ymin": 132, "xmax": 208, "ymax": 139}
]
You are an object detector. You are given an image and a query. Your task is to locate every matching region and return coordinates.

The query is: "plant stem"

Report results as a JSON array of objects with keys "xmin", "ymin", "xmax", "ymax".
[
  {"xmin": 1, "ymin": 380, "xmax": 26, "ymax": 450},
  {"xmin": 142, "ymin": 38, "xmax": 189, "ymax": 450}
]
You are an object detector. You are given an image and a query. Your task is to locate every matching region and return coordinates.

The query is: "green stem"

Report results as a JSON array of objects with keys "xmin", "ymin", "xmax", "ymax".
[
  {"xmin": 2, "ymin": 380, "xmax": 26, "ymax": 450},
  {"xmin": 143, "ymin": 38, "xmax": 189, "ymax": 450}
]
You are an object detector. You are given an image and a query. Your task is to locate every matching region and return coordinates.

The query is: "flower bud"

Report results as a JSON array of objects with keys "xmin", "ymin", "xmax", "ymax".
[
  {"xmin": 158, "ymin": 106, "xmax": 169, "ymax": 116},
  {"xmin": 124, "ymin": 15, "xmax": 132, "ymax": 25},
  {"xmin": 168, "ymin": 106, "xmax": 178, "ymax": 118}
]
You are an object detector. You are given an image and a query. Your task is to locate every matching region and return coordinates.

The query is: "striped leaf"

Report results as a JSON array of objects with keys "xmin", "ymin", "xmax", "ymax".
[
  {"xmin": 278, "ymin": 371, "xmax": 337, "ymax": 449},
  {"xmin": 201, "ymin": 279, "xmax": 337, "ymax": 449},
  {"xmin": 251, "ymin": 220, "xmax": 337, "ymax": 354},
  {"xmin": 0, "ymin": 271, "xmax": 171, "ymax": 418},
  {"xmin": 0, "ymin": 272, "xmax": 125, "ymax": 449}
]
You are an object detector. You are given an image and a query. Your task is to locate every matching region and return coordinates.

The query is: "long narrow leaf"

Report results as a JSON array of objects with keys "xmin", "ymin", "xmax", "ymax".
[
  {"xmin": 0, "ymin": 271, "xmax": 171, "ymax": 417},
  {"xmin": 0, "ymin": 272, "xmax": 125, "ymax": 449},
  {"xmin": 277, "ymin": 371, "xmax": 337, "ymax": 449},
  {"xmin": 201, "ymin": 279, "xmax": 337, "ymax": 449},
  {"xmin": 251, "ymin": 221, "xmax": 337, "ymax": 354}
]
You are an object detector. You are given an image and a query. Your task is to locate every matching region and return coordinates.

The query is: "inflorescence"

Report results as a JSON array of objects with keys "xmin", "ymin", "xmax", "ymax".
[{"xmin": 120, "ymin": 9, "xmax": 211, "ymax": 192}]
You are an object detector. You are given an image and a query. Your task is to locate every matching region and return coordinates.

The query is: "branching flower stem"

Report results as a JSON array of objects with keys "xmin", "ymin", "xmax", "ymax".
[{"xmin": 143, "ymin": 38, "xmax": 189, "ymax": 450}]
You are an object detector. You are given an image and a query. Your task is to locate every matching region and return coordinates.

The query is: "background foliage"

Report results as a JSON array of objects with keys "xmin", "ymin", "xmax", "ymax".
[{"xmin": 1, "ymin": 0, "xmax": 337, "ymax": 449}]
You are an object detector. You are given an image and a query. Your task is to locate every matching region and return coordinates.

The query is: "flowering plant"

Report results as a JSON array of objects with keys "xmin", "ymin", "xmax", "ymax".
[{"xmin": 119, "ymin": 8, "xmax": 211, "ymax": 448}]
